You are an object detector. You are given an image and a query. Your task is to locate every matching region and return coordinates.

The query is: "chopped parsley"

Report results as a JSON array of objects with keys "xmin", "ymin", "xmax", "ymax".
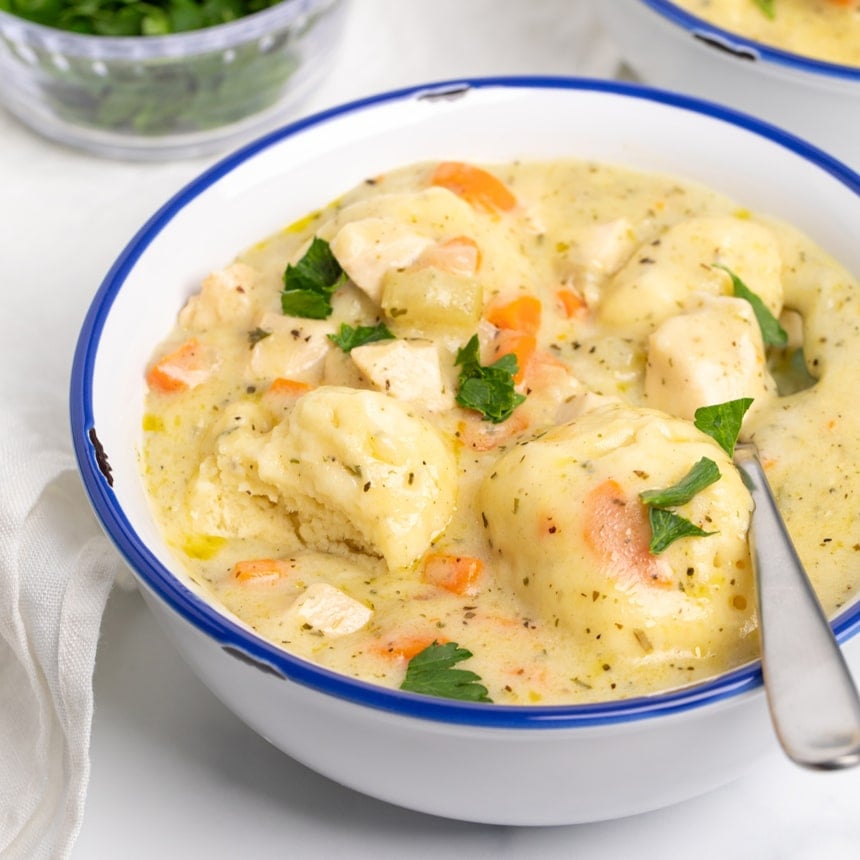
[
  {"xmin": 639, "ymin": 457, "xmax": 721, "ymax": 508},
  {"xmin": 400, "ymin": 641, "xmax": 492, "ymax": 703},
  {"xmin": 639, "ymin": 458, "xmax": 721, "ymax": 554},
  {"xmin": 647, "ymin": 508, "xmax": 717, "ymax": 555},
  {"xmin": 694, "ymin": 398, "xmax": 754, "ymax": 456},
  {"xmin": 714, "ymin": 263, "xmax": 788, "ymax": 347},
  {"xmin": 328, "ymin": 322, "xmax": 395, "ymax": 353},
  {"xmin": 751, "ymin": 0, "xmax": 776, "ymax": 20},
  {"xmin": 281, "ymin": 237, "xmax": 346, "ymax": 320},
  {"xmin": 455, "ymin": 334, "xmax": 525, "ymax": 424},
  {"xmin": 0, "ymin": 0, "xmax": 283, "ymax": 35}
]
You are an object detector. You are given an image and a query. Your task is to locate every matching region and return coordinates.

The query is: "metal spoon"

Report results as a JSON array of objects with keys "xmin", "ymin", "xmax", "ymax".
[{"xmin": 733, "ymin": 442, "xmax": 860, "ymax": 769}]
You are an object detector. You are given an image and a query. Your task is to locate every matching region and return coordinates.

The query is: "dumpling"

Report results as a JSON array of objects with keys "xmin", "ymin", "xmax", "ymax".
[
  {"xmin": 256, "ymin": 386, "xmax": 457, "ymax": 570},
  {"xmin": 477, "ymin": 405, "xmax": 757, "ymax": 667},
  {"xmin": 598, "ymin": 216, "xmax": 783, "ymax": 337}
]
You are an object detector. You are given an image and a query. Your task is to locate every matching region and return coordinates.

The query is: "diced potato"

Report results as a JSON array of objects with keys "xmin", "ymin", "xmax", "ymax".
[{"xmin": 381, "ymin": 267, "xmax": 482, "ymax": 334}]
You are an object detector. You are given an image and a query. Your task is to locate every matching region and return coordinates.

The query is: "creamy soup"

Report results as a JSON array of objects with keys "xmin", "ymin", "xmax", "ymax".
[
  {"xmin": 142, "ymin": 159, "xmax": 860, "ymax": 705},
  {"xmin": 674, "ymin": 0, "xmax": 860, "ymax": 66}
]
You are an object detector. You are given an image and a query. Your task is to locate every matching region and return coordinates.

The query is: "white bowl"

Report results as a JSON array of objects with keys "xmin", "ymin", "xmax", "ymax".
[
  {"xmin": 598, "ymin": 1, "xmax": 860, "ymax": 169},
  {"xmin": 71, "ymin": 77, "xmax": 860, "ymax": 826}
]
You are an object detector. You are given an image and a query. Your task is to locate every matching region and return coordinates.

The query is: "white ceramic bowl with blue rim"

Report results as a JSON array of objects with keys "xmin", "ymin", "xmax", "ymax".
[
  {"xmin": 71, "ymin": 77, "xmax": 860, "ymax": 826},
  {"xmin": 598, "ymin": 0, "xmax": 860, "ymax": 170}
]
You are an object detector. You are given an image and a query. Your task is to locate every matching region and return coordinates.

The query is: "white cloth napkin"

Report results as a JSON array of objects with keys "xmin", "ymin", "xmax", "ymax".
[{"xmin": 0, "ymin": 385, "xmax": 122, "ymax": 860}]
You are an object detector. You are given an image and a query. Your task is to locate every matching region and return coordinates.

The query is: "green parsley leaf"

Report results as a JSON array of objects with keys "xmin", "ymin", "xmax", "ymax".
[
  {"xmin": 455, "ymin": 334, "xmax": 526, "ymax": 424},
  {"xmin": 327, "ymin": 322, "xmax": 395, "ymax": 353},
  {"xmin": 400, "ymin": 641, "xmax": 493, "ymax": 703},
  {"xmin": 713, "ymin": 263, "xmax": 788, "ymax": 347},
  {"xmin": 281, "ymin": 237, "xmax": 346, "ymax": 320},
  {"xmin": 639, "ymin": 457, "xmax": 721, "ymax": 508},
  {"xmin": 751, "ymin": 0, "xmax": 776, "ymax": 20},
  {"xmin": 693, "ymin": 398, "xmax": 754, "ymax": 456},
  {"xmin": 647, "ymin": 508, "xmax": 717, "ymax": 554}
]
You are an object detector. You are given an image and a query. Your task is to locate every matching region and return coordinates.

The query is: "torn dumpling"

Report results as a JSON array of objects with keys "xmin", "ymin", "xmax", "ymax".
[{"xmin": 256, "ymin": 386, "xmax": 458, "ymax": 570}]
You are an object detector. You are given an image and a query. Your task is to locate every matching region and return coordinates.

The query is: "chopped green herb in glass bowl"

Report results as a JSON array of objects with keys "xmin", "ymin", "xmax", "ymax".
[{"xmin": 0, "ymin": 0, "xmax": 347, "ymax": 159}]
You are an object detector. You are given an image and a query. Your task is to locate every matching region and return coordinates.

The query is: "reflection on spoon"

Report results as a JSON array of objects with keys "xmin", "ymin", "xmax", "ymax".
[{"xmin": 734, "ymin": 442, "xmax": 860, "ymax": 769}]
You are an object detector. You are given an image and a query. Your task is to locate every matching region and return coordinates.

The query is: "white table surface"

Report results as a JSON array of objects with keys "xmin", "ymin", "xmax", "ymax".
[{"xmin": 3, "ymin": 1, "xmax": 859, "ymax": 857}]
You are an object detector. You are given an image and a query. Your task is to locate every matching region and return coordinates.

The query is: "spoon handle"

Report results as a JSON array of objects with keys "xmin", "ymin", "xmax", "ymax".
[{"xmin": 733, "ymin": 443, "xmax": 860, "ymax": 769}]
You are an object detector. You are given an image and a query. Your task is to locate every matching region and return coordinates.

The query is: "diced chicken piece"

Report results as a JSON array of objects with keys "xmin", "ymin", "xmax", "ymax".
[
  {"xmin": 249, "ymin": 311, "xmax": 335, "ymax": 384},
  {"xmin": 179, "ymin": 263, "xmax": 257, "ymax": 330},
  {"xmin": 329, "ymin": 218, "xmax": 434, "ymax": 303},
  {"xmin": 644, "ymin": 295, "xmax": 776, "ymax": 420},
  {"xmin": 599, "ymin": 217, "xmax": 784, "ymax": 337},
  {"xmin": 287, "ymin": 583, "xmax": 372, "ymax": 637},
  {"xmin": 569, "ymin": 218, "xmax": 637, "ymax": 300},
  {"xmin": 350, "ymin": 338, "xmax": 455, "ymax": 412}
]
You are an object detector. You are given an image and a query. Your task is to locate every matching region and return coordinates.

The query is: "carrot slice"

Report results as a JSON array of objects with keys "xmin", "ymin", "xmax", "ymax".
[
  {"xmin": 416, "ymin": 235, "xmax": 481, "ymax": 276},
  {"xmin": 583, "ymin": 479, "xmax": 669, "ymax": 586},
  {"xmin": 232, "ymin": 558, "xmax": 294, "ymax": 584},
  {"xmin": 265, "ymin": 377, "xmax": 313, "ymax": 398},
  {"xmin": 423, "ymin": 552, "xmax": 484, "ymax": 596},
  {"xmin": 485, "ymin": 295, "xmax": 542, "ymax": 336},
  {"xmin": 431, "ymin": 161, "xmax": 517, "ymax": 213},
  {"xmin": 456, "ymin": 409, "xmax": 530, "ymax": 452},
  {"xmin": 556, "ymin": 287, "xmax": 586, "ymax": 319},
  {"xmin": 489, "ymin": 329, "xmax": 536, "ymax": 383},
  {"xmin": 145, "ymin": 338, "xmax": 215, "ymax": 393},
  {"xmin": 373, "ymin": 634, "xmax": 447, "ymax": 661}
]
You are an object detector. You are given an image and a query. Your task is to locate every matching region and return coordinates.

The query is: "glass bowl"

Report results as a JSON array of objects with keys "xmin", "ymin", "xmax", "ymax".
[{"xmin": 0, "ymin": 0, "xmax": 347, "ymax": 160}]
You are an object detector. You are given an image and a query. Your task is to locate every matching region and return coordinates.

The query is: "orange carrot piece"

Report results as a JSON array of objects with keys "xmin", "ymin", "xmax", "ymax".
[
  {"xmin": 431, "ymin": 161, "xmax": 517, "ymax": 213},
  {"xmin": 232, "ymin": 558, "xmax": 294, "ymax": 583},
  {"xmin": 456, "ymin": 409, "xmax": 530, "ymax": 452},
  {"xmin": 265, "ymin": 377, "xmax": 313, "ymax": 398},
  {"xmin": 485, "ymin": 295, "xmax": 542, "ymax": 336},
  {"xmin": 416, "ymin": 235, "xmax": 481, "ymax": 276},
  {"xmin": 556, "ymin": 287, "xmax": 586, "ymax": 319},
  {"xmin": 583, "ymin": 479, "xmax": 669, "ymax": 586},
  {"xmin": 373, "ymin": 634, "xmax": 447, "ymax": 661},
  {"xmin": 423, "ymin": 552, "xmax": 484, "ymax": 596},
  {"xmin": 145, "ymin": 338, "xmax": 214, "ymax": 393},
  {"xmin": 489, "ymin": 329, "xmax": 536, "ymax": 383}
]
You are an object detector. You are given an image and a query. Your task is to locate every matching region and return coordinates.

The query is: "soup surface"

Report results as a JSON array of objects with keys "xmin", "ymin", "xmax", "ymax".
[
  {"xmin": 674, "ymin": 0, "xmax": 860, "ymax": 66},
  {"xmin": 142, "ymin": 158, "xmax": 860, "ymax": 705}
]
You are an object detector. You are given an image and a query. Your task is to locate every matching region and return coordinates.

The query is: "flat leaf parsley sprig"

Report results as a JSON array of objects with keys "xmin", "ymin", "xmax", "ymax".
[
  {"xmin": 400, "ymin": 641, "xmax": 492, "ymax": 703},
  {"xmin": 454, "ymin": 334, "xmax": 525, "ymax": 424},
  {"xmin": 639, "ymin": 398, "xmax": 753, "ymax": 554}
]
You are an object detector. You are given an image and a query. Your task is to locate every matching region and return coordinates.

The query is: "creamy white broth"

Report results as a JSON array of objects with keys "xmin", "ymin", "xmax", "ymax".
[
  {"xmin": 675, "ymin": 0, "xmax": 860, "ymax": 66},
  {"xmin": 142, "ymin": 159, "xmax": 860, "ymax": 705}
]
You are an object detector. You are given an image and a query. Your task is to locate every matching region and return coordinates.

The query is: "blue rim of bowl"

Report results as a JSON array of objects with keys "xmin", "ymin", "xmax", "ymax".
[
  {"xmin": 71, "ymin": 75, "xmax": 860, "ymax": 730},
  {"xmin": 639, "ymin": 0, "xmax": 860, "ymax": 82}
]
